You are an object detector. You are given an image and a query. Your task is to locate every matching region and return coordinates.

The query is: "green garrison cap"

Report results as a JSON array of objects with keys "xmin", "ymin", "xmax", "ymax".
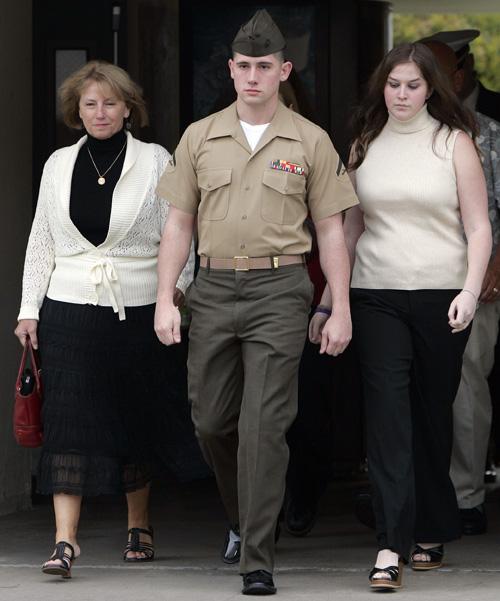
[
  {"xmin": 231, "ymin": 9, "xmax": 286, "ymax": 57},
  {"xmin": 418, "ymin": 29, "xmax": 479, "ymax": 53}
]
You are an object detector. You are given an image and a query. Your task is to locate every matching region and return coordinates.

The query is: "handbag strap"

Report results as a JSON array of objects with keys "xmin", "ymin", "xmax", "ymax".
[{"xmin": 15, "ymin": 338, "xmax": 41, "ymax": 392}]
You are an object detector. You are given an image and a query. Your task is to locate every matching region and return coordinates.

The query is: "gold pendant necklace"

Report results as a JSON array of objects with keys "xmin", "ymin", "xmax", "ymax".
[{"xmin": 87, "ymin": 140, "xmax": 127, "ymax": 185}]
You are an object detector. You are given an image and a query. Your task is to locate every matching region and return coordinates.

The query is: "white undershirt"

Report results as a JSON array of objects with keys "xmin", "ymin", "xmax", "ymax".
[{"xmin": 240, "ymin": 120, "xmax": 269, "ymax": 151}]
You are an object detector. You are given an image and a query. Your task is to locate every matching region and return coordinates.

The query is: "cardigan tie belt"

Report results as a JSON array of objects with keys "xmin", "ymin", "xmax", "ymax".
[{"xmin": 90, "ymin": 257, "xmax": 126, "ymax": 321}]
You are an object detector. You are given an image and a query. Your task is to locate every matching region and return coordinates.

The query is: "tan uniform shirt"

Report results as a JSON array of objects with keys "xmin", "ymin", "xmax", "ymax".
[{"xmin": 156, "ymin": 101, "xmax": 358, "ymax": 258}]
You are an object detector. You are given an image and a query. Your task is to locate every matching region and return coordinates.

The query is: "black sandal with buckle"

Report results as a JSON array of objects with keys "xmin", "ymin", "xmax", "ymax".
[
  {"xmin": 411, "ymin": 544, "xmax": 444, "ymax": 570},
  {"xmin": 123, "ymin": 526, "xmax": 155, "ymax": 562},
  {"xmin": 369, "ymin": 562, "xmax": 403, "ymax": 590},
  {"xmin": 42, "ymin": 541, "xmax": 76, "ymax": 578}
]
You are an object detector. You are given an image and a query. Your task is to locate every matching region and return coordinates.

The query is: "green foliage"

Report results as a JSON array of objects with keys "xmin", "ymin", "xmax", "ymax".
[{"xmin": 393, "ymin": 13, "xmax": 500, "ymax": 91}]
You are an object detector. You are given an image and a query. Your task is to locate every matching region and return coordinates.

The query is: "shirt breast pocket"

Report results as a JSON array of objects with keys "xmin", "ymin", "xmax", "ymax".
[
  {"xmin": 261, "ymin": 169, "xmax": 307, "ymax": 225},
  {"xmin": 198, "ymin": 169, "xmax": 232, "ymax": 221}
]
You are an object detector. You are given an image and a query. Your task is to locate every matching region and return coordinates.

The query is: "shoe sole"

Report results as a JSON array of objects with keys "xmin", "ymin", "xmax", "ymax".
[
  {"xmin": 370, "ymin": 574, "xmax": 402, "ymax": 590},
  {"xmin": 42, "ymin": 566, "xmax": 71, "ymax": 578},
  {"xmin": 370, "ymin": 581, "xmax": 401, "ymax": 590},
  {"xmin": 242, "ymin": 584, "xmax": 277, "ymax": 595},
  {"xmin": 411, "ymin": 562, "xmax": 442, "ymax": 571}
]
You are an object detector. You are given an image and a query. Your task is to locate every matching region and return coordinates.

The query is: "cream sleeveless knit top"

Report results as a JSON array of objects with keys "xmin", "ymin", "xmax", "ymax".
[{"xmin": 351, "ymin": 105, "xmax": 466, "ymax": 290}]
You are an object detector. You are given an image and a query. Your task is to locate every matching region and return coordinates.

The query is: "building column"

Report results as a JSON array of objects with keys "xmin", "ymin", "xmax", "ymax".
[{"xmin": 0, "ymin": 0, "xmax": 34, "ymax": 515}]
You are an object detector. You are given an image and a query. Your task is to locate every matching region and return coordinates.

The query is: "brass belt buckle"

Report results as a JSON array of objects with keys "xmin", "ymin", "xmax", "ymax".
[{"xmin": 233, "ymin": 256, "xmax": 250, "ymax": 271}]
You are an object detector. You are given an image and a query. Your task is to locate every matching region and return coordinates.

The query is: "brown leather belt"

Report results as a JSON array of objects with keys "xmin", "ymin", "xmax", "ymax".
[{"xmin": 199, "ymin": 255, "xmax": 304, "ymax": 271}]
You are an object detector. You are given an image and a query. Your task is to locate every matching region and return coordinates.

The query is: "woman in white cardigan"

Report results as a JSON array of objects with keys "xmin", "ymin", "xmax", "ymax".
[{"xmin": 15, "ymin": 61, "xmax": 194, "ymax": 576}]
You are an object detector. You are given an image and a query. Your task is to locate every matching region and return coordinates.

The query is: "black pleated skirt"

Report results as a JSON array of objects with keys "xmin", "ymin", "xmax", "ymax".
[{"xmin": 37, "ymin": 298, "xmax": 168, "ymax": 496}]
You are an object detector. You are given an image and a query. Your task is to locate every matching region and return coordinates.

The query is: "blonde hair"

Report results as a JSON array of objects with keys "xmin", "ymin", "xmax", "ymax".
[{"xmin": 59, "ymin": 60, "xmax": 148, "ymax": 129}]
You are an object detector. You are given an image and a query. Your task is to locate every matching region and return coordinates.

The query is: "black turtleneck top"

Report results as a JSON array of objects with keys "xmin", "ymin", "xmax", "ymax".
[{"xmin": 69, "ymin": 129, "xmax": 127, "ymax": 247}]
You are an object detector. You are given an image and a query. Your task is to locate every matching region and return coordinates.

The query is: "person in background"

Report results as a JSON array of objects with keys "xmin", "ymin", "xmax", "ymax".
[
  {"xmin": 423, "ymin": 40, "xmax": 500, "ymax": 537},
  {"xmin": 284, "ymin": 218, "xmax": 335, "ymax": 537},
  {"xmin": 420, "ymin": 29, "xmax": 500, "ymax": 122},
  {"xmin": 422, "ymin": 28, "xmax": 500, "ymax": 489},
  {"xmin": 311, "ymin": 42, "xmax": 490, "ymax": 590},
  {"xmin": 15, "ymin": 60, "xmax": 193, "ymax": 577},
  {"xmin": 275, "ymin": 82, "xmax": 335, "ymax": 538}
]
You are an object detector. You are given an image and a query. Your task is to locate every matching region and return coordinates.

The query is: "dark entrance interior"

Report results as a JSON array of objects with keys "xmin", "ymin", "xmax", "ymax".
[{"xmin": 31, "ymin": 0, "xmax": 366, "ymax": 494}]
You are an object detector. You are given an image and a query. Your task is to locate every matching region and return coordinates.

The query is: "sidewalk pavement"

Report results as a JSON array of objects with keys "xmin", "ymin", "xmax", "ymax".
[{"xmin": 1, "ymin": 477, "xmax": 499, "ymax": 600}]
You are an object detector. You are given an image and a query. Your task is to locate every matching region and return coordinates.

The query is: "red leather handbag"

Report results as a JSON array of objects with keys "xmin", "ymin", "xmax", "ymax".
[{"xmin": 13, "ymin": 338, "xmax": 43, "ymax": 447}]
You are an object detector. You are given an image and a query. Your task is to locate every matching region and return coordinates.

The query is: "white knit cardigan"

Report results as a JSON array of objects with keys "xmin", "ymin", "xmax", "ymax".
[{"xmin": 18, "ymin": 132, "xmax": 194, "ymax": 321}]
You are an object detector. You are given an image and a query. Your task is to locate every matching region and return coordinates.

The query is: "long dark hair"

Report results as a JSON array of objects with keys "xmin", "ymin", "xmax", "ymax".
[{"xmin": 349, "ymin": 43, "xmax": 478, "ymax": 170}]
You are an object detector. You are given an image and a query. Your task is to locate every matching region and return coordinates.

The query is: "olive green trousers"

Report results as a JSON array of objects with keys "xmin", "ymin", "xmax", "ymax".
[{"xmin": 187, "ymin": 265, "xmax": 313, "ymax": 573}]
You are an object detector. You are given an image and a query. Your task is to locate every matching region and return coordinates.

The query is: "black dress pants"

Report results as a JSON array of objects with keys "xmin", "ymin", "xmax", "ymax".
[{"xmin": 351, "ymin": 289, "xmax": 470, "ymax": 561}]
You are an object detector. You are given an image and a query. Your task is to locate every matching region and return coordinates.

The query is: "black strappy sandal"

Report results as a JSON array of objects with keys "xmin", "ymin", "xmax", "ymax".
[
  {"xmin": 42, "ymin": 541, "xmax": 76, "ymax": 578},
  {"xmin": 123, "ymin": 526, "xmax": 155, "ymax": 562},
  {"xmin": 369, "ymin": 562, "xmax": 403, "ymax": 590},
  {"xmin": 411, "ymin": 544, "xmax": 444, "ymax": 570}
]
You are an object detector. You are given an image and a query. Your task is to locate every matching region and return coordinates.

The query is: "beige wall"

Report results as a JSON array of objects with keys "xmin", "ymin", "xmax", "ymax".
[{"xmin": 0, "ymin": 0, "xmax": 33, "ymax": 515}]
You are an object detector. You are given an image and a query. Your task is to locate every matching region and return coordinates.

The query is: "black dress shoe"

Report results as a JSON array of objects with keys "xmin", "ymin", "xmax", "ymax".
[
  {"xmin": 242, "ymin": 570, "xmax": 276, "ymax": 595},
  {"xmin": 223, "ymin": 523, "xmax": 280, "ymax": 564},
  {"xmin": 460, "ymin": 505, "xmax": 487, "ymax": 535},
  {"xmin": 222, "ymin": 526, "xmax": 240, "ymax": 564},
  {"xmin": 284, "ymin": 498, "xmax": 318, "ymax": 537}
]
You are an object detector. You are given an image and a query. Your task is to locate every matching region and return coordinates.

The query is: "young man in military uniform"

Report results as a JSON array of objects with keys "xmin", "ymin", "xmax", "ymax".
[{"xmin": 155, "ymin": 9, "xmax": 358, "ymax": 595}]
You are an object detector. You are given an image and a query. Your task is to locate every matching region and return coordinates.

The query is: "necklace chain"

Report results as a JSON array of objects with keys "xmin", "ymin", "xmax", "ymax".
[{"xmin": 87, "ymin": 140, "xmax": 127, "ymax": 185}]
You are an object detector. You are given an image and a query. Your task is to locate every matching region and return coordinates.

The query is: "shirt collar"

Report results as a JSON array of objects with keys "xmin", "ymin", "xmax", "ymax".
[{"xmin": 207, "ymin": 101, "xmax": 303, "ymax": 143}]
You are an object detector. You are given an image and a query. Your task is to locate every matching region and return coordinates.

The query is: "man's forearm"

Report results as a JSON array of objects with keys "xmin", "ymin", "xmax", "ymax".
[
  {"xmin": 316, "ymin": 215, "xmax": 351, "ymax": 313},
  {"xmin": 157, "ymin": 210, "xmax": 195, "ymax": 305},
  {"xmin": 321, "ymin": 245, "xmax": 351, "ymax": 313}
]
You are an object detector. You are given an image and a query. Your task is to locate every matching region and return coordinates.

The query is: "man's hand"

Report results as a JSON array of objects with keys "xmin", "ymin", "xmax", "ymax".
[
  {"xmin": 314, "ymin": 212, "xmax": 354, "ymax": 357},
  {"xmin": 155, "ymin": 206, "xmax": 195, "ymax": 344},
  {"xmin": 480, "ymin": 257, "xmax": 500, "ymax": 304},
  {"xmin": 14, "ymin": 319, "xmax": 39, "ymax": 348},
  {"xmin": 319, "ymin": 310, "xmax": 352, "ymax": 356},
  {"xmin": 154, "ymin": 301, "xmax": 182, "ymax": 345}
]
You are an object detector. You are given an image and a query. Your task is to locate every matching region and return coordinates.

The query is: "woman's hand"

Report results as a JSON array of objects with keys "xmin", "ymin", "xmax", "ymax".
[
  {"xmin": 448, "ymin": 290, "xmax": 477, "ymax": 333},
  {"xmin": 309, "ymin": 311, "xmax": 329, "ymax": 344},
  {"xmin": 14, "ymin": 319, "xmax": 39, "ymax": 348}
]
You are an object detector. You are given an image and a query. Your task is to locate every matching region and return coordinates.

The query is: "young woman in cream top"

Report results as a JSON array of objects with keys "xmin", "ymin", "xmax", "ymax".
[{"xmin": 311, "ymin": 43, "xmax": 491, "ymax": 590}]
